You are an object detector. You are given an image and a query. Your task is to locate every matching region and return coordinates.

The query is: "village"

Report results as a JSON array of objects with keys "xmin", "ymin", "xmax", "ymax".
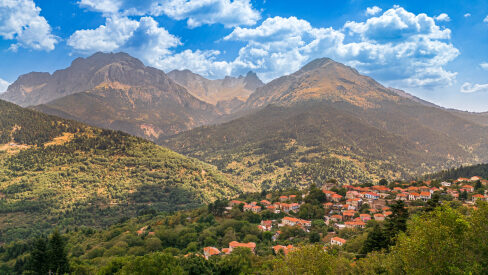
[{"xmin": 201, "ymin": 176, "xmax": 488, "ymax": 259}]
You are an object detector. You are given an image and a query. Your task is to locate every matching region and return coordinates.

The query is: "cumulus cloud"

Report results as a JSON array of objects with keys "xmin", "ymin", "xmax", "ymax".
[
  {"xmin": 78, "ymin": 0, "xmax": 260, "ymax": 28},
  {"xmin": 68, "ymin": 5, "xmax": 460, "ymax": 88},
  {"xmin": 218, "ymin": 7, "xmax": 460, "ymax": 86},
  {"xmin": 68, "ymin": 16, "xmax": 180, "ymax": 64},
  {"xmin": 461, "ymin": 82, "xmax": 488, "ymax": 93},
  {"xmin": 160, "ymin": 0, "xmax": 260, "ymax": 28},
  {"xmin": 0, "ymin": 78, "xmax": 10, "ymax": 93},
  {"xmin": 154, "ymin": 50, "xmax": 232, "ymax": 78},
  {"xmin": 0, "ymin": 0, "xmax": 57, "ymax": 51},
  {"xmin": 434, "ymin": 13, "xmax": 450, "ymax": 22},
  {"xmin": 464, "ymin": 13, "xmax": 471, "ymax": 18},
  {"xmin": 484, "ymin": 15, "xmax": 488, "ymax": 23},
  {"xmin": 481, "ymin": 63, "xmax": 488, "ymax": 70},
  {"xmin": 341, "ymin": 7, "xmax": 458, "ymax": 87},
  {"xmin": 365, "ymin": 6, "xmax": 382, "ymax": 16},
  {"xmin": 224, "ymin": 16, "xmax": 343, "ymax": 80}
]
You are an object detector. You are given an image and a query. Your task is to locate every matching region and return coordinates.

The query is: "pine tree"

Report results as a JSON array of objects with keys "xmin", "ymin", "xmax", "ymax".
[
  {"xmin": 47, "ymin": 230, "xmax": 70, "ymax": 274},
  {"xmin": 360, "ymin": 223, "xmax": 388, "ymax": 255},
  {"xmin": 29, "ymin": 236, "xmax": 49, "ymax": 275}
]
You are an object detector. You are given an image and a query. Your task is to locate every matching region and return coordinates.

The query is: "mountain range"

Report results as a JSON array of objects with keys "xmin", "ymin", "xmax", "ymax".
[{"xmin": 2, "ymin": 52, "xmax": 488, "ymax": 189}]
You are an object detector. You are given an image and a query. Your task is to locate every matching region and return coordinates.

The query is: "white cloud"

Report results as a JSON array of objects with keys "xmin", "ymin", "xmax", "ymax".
[
  {"xmin": 481, "ymin": 63, "xmax": 488, "ymax": 70},
  {"xmin": 0, "ymin": 78, "xmax": 10, "ymax": 93},
  {"xmin": 484, "ymin": 15, "xmax": 488, "ymax": 23},
  {"xmin": 68, "ymin": 16, "xmax": 180, "ymax": 64},
  {"xmin": 461, "ymin": 82, "xmax": 488, "ymax": 93},
  {"xmin": 78, "ymin": 0, "xmax": 260, "ymax": 28},
  {"xmin": 341, "ymin": 7, "xmax": 458, "ymax": 87},
  {"xmin": 464, "ymin": 13, "xmax": 471, "ymax": 18},
  {"xmin": 224, "ymin": 16, "xmax": 344, "ymax": 80},
  {"xmin": 219, "ymin": 7, "xmax": 459, "ymax": 87},
  {"xmin": 68, "ymin": 5, "xmax": 460, "ymax": 88},
  {"xmin": 365, "ymin": 6, "xmax": 382, "ymax": 16},
  {"xmin": 0, "ymin": 0, "xmax": 57, "ymax": 51},
  {"xmin": 154, "ymin": 50, "xmax": 232, "ymax": 78},
  {"xmin": 434, "ymin": 13, "xmax": 450, "ymax": 22},
  {"xmin": 161, "ymin": 0, "xmax": 261, "ymax": 28}
]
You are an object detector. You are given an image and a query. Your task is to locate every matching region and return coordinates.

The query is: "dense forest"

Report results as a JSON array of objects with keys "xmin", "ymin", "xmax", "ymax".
[
  {"xmin": 0, "ymin": 100, "xmax": 242, "ymax": 243},
  {"xmin": 427, "ymin": 163, "xmax": 488, "ymax": 181}
]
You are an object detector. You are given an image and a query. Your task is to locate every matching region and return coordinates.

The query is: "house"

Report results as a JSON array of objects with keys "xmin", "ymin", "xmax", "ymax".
[
  {"xmin": 364, "ymin": 192, "xmax": 380, "ymax": 200},
  {"xmin": 221, "ymin": 248, "xmax": 231, "ymax": 255},
  {"xmin": 279, "ymin": 196, "xmax": 289, "ymax": 202},
  {"xmin": 330, "ymin": 215, "xmax": 343, "ymax": 222},
  {"xmin": 409, "ymin": 192, "xmax": 420, "ymax": 201},
  {"xmin": 243, "ymin": 204, "xmax": 253, "ymax": 211},
  {"xmin": 280, "ymin": 203, "xmax": 293, "ymax": 213},
  {"xmin": 456, "ymin": 178, "xmax": 470, "ymax": 183},
  {"xmin": 289, "ymin": 195, "xmax": 297, "ymax": 200},
  {"xmin": 383, "ymin": 211, "xmax": 393, "ymax": 217},
  {"xmin": 267, "ymin": 205, "xmax": 280, "ymax": 214},
  {"xmin": 470, "ymin": 176, "xmax": 482, "ymax": 182},
  {"xmin": 461, "ymin": 185, "xmax": 474, "ymax": 193},
  {"xmin": 273, "ymin": 245, "xmax": 294, "ymax": 255},
  {"xmin": 331, "ymin": 194, "xmax": 343, "ymax": 202},
  {"xmin": 282, "ymin": 217, "xmax": 311, "ymax": 228},
  {"xmin": 472, "ymin": 194, "xmax": 486, "ymax": 202},
  {"xmin": 323, "ymin": 190, "xmax": 336, "ymax": 198},
  {"xmin": 260, "ymin": 200, "xmax": 271, "ymax": 206},
  {"xmin": 259, "ymin": 220, "xmax": 273, "ymax": 231},
  {"xmin": 345, "ymin": 221, "xmax": 366, "ymax": 229},
  {"xmin": 374, "ymin": 213, "xmax": 385, "ymax": 221},
  {"xmin": 229, "ymin": 200, "xmax": 245, "ymax": 207},
  {"xmin": 396, "ymin": 193, "xmax": 408, "ymax": 201},
  {"xmin": 359, "ymin": 214, "xmax": 371, "ymax": 222},
  {"xmin": 330, "ymin": 237, "xmax": 347, "ymax": 246},
  {"xmin": 290, "ymin": 203, "xmax": 300, "ymax": 212},
  {"xmin": 420, "ymin": 192, "xmax": 432, "ymax": 202},
  {"xmin": 251, "ymin": 205, "xmax": 262, "ymax": 213},
  {"xmin": 346, "ymin": 191, "xmax": 360, "ymax": 199},
  {"xmin": 229, "ymin": 241, "xmax": 256, "ymax": 253},
  {"xmin": 430, "ymin": 187, "xmax": 440, "ymax": 194},
  {"xmin": 441, "ymin": 181, "xmax": 451, "ymax": 187},
  {"xmin": 342, "ymin": 210, "xmax": 356, "ymax": 220},
  {"xmin": 203, "ymin": 247, "xmax": 221, "ymax": 259},
  {"xmin": 347, "ymin": 198, "xmax": 362, "ymax": 207}
]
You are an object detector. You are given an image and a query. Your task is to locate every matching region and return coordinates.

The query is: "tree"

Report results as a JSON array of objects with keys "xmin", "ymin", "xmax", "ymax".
[
  {"xmin": 460, "ymin": 190, "xmax": 468, "ymax": 201},
  {"xmin": 387, "ymin": 206, "xmax": 480, "ymax": 274},
  {"xmin": 379, "ymin": 179, "xmax": 388, "ymax": 186},
  {"xmin": 309, "ymin": 232, "xmax": 321, "ymax": 243},
  {"xmin": 304, "ymin": 184, "xmax": 327, "ymax": 205},
  {"xmin": 383, "ymin": 201, "xmax": 408, "ymax": 246},
  {"xmin": 425, "ymin": 193, "xmax": 441, "ymax": 212},
  {"xmin": 360, "ymin": 223, "xmax": 388, "ymax": 255},
  {"xmin": 28, "ymin": 236, "xmax": 49, "ymax": 274},
  {"xmin": 47, "ymin": 230, "xmax": 70, "ymax": 274},
  {"xmin": 208, "ymin": 199, "xmax": 228, "ymax": 217}
]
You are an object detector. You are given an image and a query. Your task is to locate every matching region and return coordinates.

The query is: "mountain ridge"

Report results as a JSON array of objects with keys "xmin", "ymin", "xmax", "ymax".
[
  {"xmin": 163, "ymin": 58, "xmax": 488, "ymax": 188},
  {"xmin": 0, "ymin": 99, "xmax": 243, "ymax": 242}
]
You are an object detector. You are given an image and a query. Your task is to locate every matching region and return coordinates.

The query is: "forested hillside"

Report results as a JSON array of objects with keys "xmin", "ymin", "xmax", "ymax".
[
  {"xmin": 0, "ymin": 100, "xmax": 241, "ymax": 243},
  {"xmin": 163, "ymin": 59, "xmax": 488, "ymax": 189},
  {"xmin": 427, "ymin": 163, "xmax": 488, "ymax": 181}
]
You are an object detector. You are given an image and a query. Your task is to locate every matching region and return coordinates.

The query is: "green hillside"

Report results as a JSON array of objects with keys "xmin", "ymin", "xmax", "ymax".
[
  {"xmin": 0, "ymin": 100, "xmax": 241, "ymax": 243},
  {"xmin": 426, "ymin": 163, "xmax": 488, "ymax": 181},
  {"xmin": 163, "ymin": 101, "xmax": 488, "ymax": 189}
]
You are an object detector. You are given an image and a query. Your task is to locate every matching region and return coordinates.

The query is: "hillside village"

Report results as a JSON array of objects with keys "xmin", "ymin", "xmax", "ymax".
[{"xmin": 201, "ymin": 176, "xmax": 488, "ymax": 258}]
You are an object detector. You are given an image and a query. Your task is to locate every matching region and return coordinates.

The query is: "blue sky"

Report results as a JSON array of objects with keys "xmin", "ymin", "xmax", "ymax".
[{"xmin": 0, "ymin": 0, "xmax": 488, "ymax": 111}]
